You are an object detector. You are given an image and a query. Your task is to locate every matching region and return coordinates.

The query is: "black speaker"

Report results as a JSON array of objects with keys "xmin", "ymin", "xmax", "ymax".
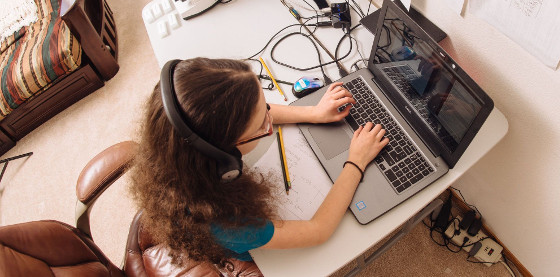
[{"xmin": 160, "ymin": 59, "xmax": 243, "ymax": 182}]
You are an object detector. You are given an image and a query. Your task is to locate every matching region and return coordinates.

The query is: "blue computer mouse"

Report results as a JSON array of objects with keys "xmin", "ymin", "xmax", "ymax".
[
  {"xmin": 292, "ymin": 76, "xmax": 324, "ymax": 98},
  {"xmin": 391, "ymin": 45, "xmax": 416, "ymax": 61}
]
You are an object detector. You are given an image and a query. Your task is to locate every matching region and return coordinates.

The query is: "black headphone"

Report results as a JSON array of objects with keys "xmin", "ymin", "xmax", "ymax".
[{"xmin": 160, "ymin": 59, "xmax": 243, "ymax": 182}]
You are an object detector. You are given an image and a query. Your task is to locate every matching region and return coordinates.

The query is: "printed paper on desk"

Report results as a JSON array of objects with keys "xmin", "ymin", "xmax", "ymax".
[
  {"xmin": 469, "ymin": 0, "xmax": 560, "ymax": 69},
  {"xmin": 252, "ymin": 124, "xmax": 332, "ymax": 220}
]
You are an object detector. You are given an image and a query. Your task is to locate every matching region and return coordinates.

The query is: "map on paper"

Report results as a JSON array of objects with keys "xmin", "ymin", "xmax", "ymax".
[
  {"xmin": 252, "ymin": 124, "xmax": 333, "ymax": 220},
  {"xmin": 469, "ymin": 0, "xmax": 560, "ymax": 69}
]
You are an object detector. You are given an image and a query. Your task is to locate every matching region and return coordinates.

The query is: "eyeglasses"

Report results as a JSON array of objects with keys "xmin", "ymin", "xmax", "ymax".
[{"xmin": 236, "ymin": 104, "xmax": 273, "ymax": 146}]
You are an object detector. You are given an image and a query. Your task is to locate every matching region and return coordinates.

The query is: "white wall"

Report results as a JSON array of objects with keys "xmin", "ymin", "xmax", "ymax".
[{"xmin": 394, "ymin": 0, "xmax": 560, "ymax": 275}]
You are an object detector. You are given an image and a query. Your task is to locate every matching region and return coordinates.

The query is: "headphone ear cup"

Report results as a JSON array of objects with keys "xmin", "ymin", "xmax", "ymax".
[
  {"xmin": 160, "ymin": 59, "xmax": 243, "ymax": 182},
  {"xmin": 218, "ymin": 147, "xmax": 243, "ymax": 182}
]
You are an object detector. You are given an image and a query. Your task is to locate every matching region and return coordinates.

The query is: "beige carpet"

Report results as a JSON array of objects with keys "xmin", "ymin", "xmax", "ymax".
[{"xmin": 0, "ymin": 0, "xmax": 515, "ymax": 275}]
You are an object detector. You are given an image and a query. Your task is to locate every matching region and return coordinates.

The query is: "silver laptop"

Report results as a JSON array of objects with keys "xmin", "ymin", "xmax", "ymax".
[{"xmin": 290, "ymin": 0, "xmax": 494, "ymax": 224}]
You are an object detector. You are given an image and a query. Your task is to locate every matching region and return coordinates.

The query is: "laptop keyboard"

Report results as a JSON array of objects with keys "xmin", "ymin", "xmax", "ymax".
[
  {"xmin": 383, "ymin": 65, "xmax": 440, "ymax": 131},
  {"xmin": 342, "ymin": 77, "xmax": 435, "ymax": 194},
  {"xmin": 383, "ymin": 65, "xmax": 417, "ymax": 86}
]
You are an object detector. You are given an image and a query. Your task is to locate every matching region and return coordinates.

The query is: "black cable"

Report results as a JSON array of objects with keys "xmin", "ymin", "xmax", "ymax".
[
  {"xmin": 269, "ymin": 25, "xmax": 353, "ymax": 79},
  {"xmin": 334, "ymin": 23, "xmax": 363, "ymax": 77},
  {"xmin": 442, "ymin": 220, "xmax": 460, "ymax": 252},
  {"xmin": 246, "ymin": 58, "xmax": 293, "ymax": 91},
  {"xmin": 248, "ymin": 2, "xmax": 367, "ymax": 88},
  {"xmin": 246, "ymin": 4, "xmax": 336, "ymax": 86},
  {"xmin": 352, "ymin": 0, "xmax": 365, "ymax": 18},
  {"xmin": 450, "ymin": 186, "xmax": 483, "ymax": 217},
  {"xmin": 446, "ymin": 237, "xmax": 469, "ymax": 253},
  {"xmin": 298, "ymin": 15, "xmax": 321, "ymax": 38},
  {"xmin": 301, "ymin": 0, "xmax": 321, "ymax": 20},
  {"xmin": 276, "ymin": 3, "xmax": 360, "ymax": 77},
  {"xmin": 373, "ymin": 25, "xmax": 392, "ymax": 64},
  {"xmin": 267, "ymin": 14, "xmax": 344, "ymax": 80},
  {"xmin": 346, "ymin": 0, "xmax": 365, "ymax": 19},
  {"xmin": 351, "ymin": 59, "xmax": 368, "ymax": 72},
  {"xmin": 378, "ymin": 25, "xmax": 392, "ymax": 49},
  {"xmin": 424, "ymin": 211, "xmax": 458, "ymax": 248},
  {"xmin": 246, "ymin": 23, "xmax": 307, "ymax": 60},
  {"xmin": 349, "ymin": 35, "xmax": 368, "ymax": 72},
  {"xmin": 373, "ymin": 18, "xmax": 421, "ymax": 64},
  {"xmin": 420, "ymin": 189, "xmax": 501, "ymax": 266},
  {"xmin": 269, "ymin": 32, "xmax": 330, "ymax": 81},
  {"xmin": 257, "ymin": 75, "xmax": 293, "ymax": 86},
  {"xmin": 351, "ymin": 36, "xmax": 367, "ymax": 59}
]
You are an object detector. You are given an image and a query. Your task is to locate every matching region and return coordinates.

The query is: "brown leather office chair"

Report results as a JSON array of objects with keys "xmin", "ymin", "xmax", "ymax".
[{"xmin": 0, "ymin": 141, "xmax": 262, "ymax": 276}]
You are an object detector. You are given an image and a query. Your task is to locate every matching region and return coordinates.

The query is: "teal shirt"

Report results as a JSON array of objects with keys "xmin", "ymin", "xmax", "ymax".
[{"xmin": 210, "ymin": 220, "xmax": 275, "ymax": 261}]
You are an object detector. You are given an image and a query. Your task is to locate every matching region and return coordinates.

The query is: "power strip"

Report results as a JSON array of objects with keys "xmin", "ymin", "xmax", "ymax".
[{"xmin": 445, "ymin": 216, "xmax": 503, "ymax": 266}]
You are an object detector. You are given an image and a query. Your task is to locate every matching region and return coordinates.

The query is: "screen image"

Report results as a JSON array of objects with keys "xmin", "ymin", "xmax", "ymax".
[{"xmin": 372, "ymin": 7, "xmax": 482, "ymax": 152}]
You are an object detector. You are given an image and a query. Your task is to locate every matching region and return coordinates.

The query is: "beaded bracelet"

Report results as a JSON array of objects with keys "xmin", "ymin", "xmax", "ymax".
[{"xmin": 343, "ymin": 161, "xmax": 364, "ymax": 182}]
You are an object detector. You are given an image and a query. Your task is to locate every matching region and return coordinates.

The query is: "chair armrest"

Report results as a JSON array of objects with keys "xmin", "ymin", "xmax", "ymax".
[
  {"xmin": 75, "ymin": 141, "xmax": 137, "ymax": 238},
  {"xmin": 62, "ymin": 0, "xmax": 119, "ymax": 80}
]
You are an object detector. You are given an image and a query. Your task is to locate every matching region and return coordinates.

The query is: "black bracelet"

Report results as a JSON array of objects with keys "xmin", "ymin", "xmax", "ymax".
[{"xmin": 343, "ymin": 161, "xmax": 364, "ymax": 182}]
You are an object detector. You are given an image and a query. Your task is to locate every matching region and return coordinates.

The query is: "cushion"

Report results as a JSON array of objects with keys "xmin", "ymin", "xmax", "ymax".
[
  {"xmin": 124, "ymin": 211, "xmax": 264, "ymax": 277},
  {"xmin": 0, "ymin": 0, "xmax": 81, "ymax": 120},
  {"xmin": 0, "ymin": 220, "xmax": 124, "ymax": 277},
  {"xmin": 0, "ymin": 28, "xmax": 27, "ymax": 54}
]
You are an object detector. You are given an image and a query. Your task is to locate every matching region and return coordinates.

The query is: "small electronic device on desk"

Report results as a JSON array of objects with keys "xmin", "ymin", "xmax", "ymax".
[
  {"xmin": 174, "ymin": 0, "xmax": 220, "ymax": 20},
  {"xmin": 143, "ymin": 0, "xmax": 223, "ymax": 38},
  {"xmin": 331, "ymin": 2, "xmax": 351, "ymax": 29}
]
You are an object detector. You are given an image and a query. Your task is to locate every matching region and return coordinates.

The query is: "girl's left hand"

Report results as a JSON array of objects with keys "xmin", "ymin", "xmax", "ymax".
[{"xmin": 310, "ymin": 82, "xmax": 356, "ymax": 123}]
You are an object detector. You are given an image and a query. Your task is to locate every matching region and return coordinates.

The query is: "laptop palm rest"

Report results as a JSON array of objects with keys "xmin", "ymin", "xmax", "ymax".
[{"xmin": 308, "ymin": 123, "xmax": 351, "ymax": 160}]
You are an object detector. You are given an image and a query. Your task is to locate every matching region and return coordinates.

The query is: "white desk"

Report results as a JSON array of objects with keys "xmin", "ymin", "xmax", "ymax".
[
  {"xmin": 142, "ymin": 1, "xmax": 509, "ymax": 276},
  {"xmin": 142, "ymin": 0, "xmax": 372, "ymax": 105}
]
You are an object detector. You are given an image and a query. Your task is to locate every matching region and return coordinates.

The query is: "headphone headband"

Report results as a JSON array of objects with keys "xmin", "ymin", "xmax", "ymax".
[{"xmin": 160, "ymin": 59, "xmax": 242, "ymax": 181}]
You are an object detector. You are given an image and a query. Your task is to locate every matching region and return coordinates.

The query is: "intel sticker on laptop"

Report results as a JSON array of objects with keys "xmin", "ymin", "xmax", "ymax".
[{"xmin": 356, "ymin": 201, "xmax": 366, "ymax": 211}]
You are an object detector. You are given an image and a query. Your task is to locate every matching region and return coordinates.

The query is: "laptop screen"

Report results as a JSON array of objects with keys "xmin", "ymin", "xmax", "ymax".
[{"xmin": 369, "ymin": 1, "xmax": 490, "ymax": 158}]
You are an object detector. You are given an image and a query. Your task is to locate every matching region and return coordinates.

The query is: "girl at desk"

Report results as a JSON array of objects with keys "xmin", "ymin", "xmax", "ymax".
[{"xmin": 130, "ymin": 58, "xmax": 389, "ymax": 266}]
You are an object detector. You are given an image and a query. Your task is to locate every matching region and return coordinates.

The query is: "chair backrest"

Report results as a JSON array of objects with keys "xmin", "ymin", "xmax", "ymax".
[
  {"xmin": 0, "ymin": 141, "xmax": 264, "ymax": 277},
  {"xmin": 0, "ymin": 220, "xmax": 123, "ymax": 276},
  {"xmin": 123, "ymin": 210, "xmax": 264, "ymax": 277}
]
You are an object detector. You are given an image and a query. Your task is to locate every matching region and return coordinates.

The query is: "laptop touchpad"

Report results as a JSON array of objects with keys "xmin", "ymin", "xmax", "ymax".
[{"xmin": 308, "ymin": 124, "xmax": 351, "ymax": 160}]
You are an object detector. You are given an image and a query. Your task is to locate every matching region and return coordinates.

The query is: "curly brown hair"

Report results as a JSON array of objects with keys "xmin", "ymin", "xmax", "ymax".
[{"xmin": 130, "ymin": 58, "xmax": 276, "ymax": 264}]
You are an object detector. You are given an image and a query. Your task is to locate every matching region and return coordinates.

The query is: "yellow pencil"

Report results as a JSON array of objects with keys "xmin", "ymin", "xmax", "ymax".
[
  {"xmin": 259, "ymin": 57, "xmax": 288, "ymax": 101},
  {"xmin": 277, "ymin": 126, "xmax": 291, "ymax": 190}
]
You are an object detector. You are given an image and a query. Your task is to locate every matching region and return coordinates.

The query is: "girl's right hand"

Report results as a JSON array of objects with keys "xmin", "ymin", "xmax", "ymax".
[
  {"xmin": 348, "ymin": 122, "xmax": 390, "ymax": 171},
  {"xmin": 263, "ymin": 123, "xmax": 389, "ymax": 250}
]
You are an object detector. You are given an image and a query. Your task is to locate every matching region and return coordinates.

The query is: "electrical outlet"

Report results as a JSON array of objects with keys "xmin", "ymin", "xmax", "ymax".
[
  {"xmin": 444, "ymin": 216, "xmax": 486, "ymax": 252},
  {"xmin": 444, "ymin": 216, "xmax": 503, "ymax": 266},
  {"xmin": 474, "ymin": 238, "xmax": 503, "ymax": 265}
]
